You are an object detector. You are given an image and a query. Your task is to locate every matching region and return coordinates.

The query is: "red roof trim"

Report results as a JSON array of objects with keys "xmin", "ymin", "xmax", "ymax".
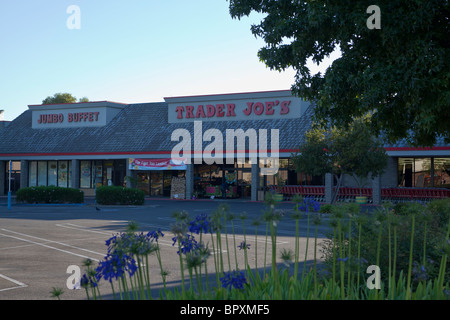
[{"xmin": 0, "ymin": 149, "xmax": 298, "ymax": 157}]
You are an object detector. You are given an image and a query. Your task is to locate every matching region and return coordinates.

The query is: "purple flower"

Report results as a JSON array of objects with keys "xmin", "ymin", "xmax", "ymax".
[
  {"xmin": 238, "ymin": 241, "xmax": 250, "ymax": 250},
  {"xmin": 147, "ymin": 229, "xmax": 164, "ymax": 242},
  {"xmin": 172, "ymin": 234, "xmax": 199, "ymax": 255},
  {"xmin": 188, "ymin": 213, "xmax": 211, "ymax": 234},
  {"xmin": 95, "ymin": 253, "xmax": 138, "ymax": 282},
  {"xmin": 301, "ymin": 198, "xmax": 320, "ymax": 213},
  {"xmin": 220, "ymin": 270, "xmax": 247, "ymax": 290}
]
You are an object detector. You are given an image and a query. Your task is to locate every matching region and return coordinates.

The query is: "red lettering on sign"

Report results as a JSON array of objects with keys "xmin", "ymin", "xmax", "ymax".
[
  {"xmin": 243, "ymin": 102, "xmax": 253, "ymax": 116},
  {"xmin": 216, "ymin": 104, "xmax": 225, "ymax": 117},
  {"xmin": 175, "ymin": 106, "xmax": 184, "ymax": 119},
  {"xmin": 196, "ymin": 105, "xmax": 206, "ymax": 118},
  {"xmin": 280, "ymin": 100, "xmax": 291, "ymax": 114},
  {"xmin": 253, "ymin": 102, "xmax": 264, "ymax": 115},
  {"xmin": 226, "ymin": 104, "xmax": 236, "ymax": 117},
  {"xmin": 185, "ymin": 106, "xmax": 194, "ymax": 118},
  {"xmin": 265, "ymin": 101, "xmax": 274, "ymax": 115},
  {"xmin": 174, "ymin": 99, "xmax": 292, "ymax": 120},
  {"xmin": 206, "ymin": 105, "xmax": 215, "ymax": 117}
]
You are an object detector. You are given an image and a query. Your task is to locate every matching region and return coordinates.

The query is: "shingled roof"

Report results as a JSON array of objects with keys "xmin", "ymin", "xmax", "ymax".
[{"xmin": 0, "ymin": 102, "xmax": 315, "ymax": 156}]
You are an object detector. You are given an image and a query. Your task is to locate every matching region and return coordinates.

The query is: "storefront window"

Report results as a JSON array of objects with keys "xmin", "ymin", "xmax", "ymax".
[
  {"xmin": 137, "ymin": 173, "xmax": 150, "ymax": 195},
  {"xmin": 433, "ymin": 158, "xmax": 450, "ymax": 188},
  {"xmin": 68, "ymin": 161, "xmax": 72, "ymax": 188},
  {"xmin": 29, "ymin": 161, "xmax": 37, "ymax": 187},
  {"xmin": 37, "ymin": 161, "xmax": 47, "ymax": 186},
  {"xmin": 48, "ymin": 161, "xmax": 57, "ymax": 186},
  {"xmin": 398, "ymin": 157, "xmax": 450, "ymax": 188},
  {"xmin": 58, "ymin": 161, "xmax": 68, "ymax": 188},
  {"xmin": 80, "ymin": 161, "xmax": 91, "ymax": 188}
]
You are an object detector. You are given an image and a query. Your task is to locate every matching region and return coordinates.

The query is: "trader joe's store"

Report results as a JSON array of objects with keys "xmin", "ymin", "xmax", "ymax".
[{"xmin": 1, "ymin": 90, "xmax": 449, "ymax": 203}]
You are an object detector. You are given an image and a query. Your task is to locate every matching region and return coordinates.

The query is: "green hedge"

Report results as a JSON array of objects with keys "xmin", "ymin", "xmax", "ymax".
[
  {"xmin": 16, "ymin": 186, "xmax": 84, "ymax": 204},
  {"xmin": 95, "ymin": 186, "xmax": 145, "ymax": 205}
]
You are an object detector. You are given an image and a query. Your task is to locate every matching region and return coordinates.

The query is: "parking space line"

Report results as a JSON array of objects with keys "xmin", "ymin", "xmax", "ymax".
[
  {"xmin": 55, "ymin": 223, "xmax": 115, "ymax": 235},
  {"xmin": 0, "ymin": 229, "xmax": 102, "ymax": 261},
  {"xmin": 0, "ymin": 273, "xmax": 27, "ymax": 292}
]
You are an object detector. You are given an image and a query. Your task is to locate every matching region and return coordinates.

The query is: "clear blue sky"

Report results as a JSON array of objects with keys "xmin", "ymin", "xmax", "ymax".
[{"xmin": 0, "ymin": 1, "xmax": 337, "ymax": 121}]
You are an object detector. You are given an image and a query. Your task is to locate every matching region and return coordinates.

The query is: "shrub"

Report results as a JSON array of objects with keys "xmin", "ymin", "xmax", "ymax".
[
  {"xmin": 16, "ymin": 186, "xmax": 84, "ymax": 204},
  {"xmin": 319, "ymin": 203, "xmax": 334, "ymax": 213},
  {"xmin": 320, "ymin": 199, "xmax": 450, "ymax": 287},
  {"xmin": 95, "ymin": 186, "xmax": 145, "ymax": 205}
]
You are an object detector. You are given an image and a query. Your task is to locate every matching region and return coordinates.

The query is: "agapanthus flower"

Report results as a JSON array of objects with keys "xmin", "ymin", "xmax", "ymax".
[
  {"xmin": 300, "ymin": 198, "xmax": 320, "ymax": 213},
  {"xmin": 337, "ymin": 257, "xmax": 349, "ymax": 262},
  {"xmin": 172, "ymin": 234, "xmax": 199, "ymax": 255},
  {"xmin": 220, "ymin": 270, "xmax": 247, "ymax": 290},
  {"xmin": 147, "ymin": 229, "xmax": 165, "ymax": 242},
  {"xmin": 95, "ymin": 252, "xmax": 138, "ymax": 282},
  {"xmin": 188, "ymin": 213, "xmax": 211, "ymax": 234},
  {"xmin": 80, "ymin": 271, "xmax": 100, "ymax": 288},
  {"xmin": 237, "ymin": 241, "xmax": 250, "ymax": 251}
]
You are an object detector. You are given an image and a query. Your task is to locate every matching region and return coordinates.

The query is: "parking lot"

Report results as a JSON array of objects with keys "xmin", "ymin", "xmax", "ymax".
[{"xmin": 0, "ymin": 199, "xmax": 331, "ymax": 300}]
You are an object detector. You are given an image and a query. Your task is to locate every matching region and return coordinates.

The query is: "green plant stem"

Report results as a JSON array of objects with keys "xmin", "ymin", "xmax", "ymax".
[
  {"xmin": 387, "ymin": 215, "xmax": 392, "ymax": 299},
  {"xmin": 357, "ymin": 221, "xmax": 362, "ymax": 291},
  {"xmin": 294, "ymin": 218, "xmax": 300, "ymax": 281},
  {"xmin": 347, "ymin": 217, "xmax": 352, "ymax": 294},
  {"xmin": 231, "ymin": 220, "xmax": 238, "ymax": 270},
  {"xmin": 392, "ymin": 225, "xmax": 398, "ymax": 300},
  {"xmin": 263, "ymin": 222, "xmax": 269, "ymax": 278},
  {"xmin": 422, "ymin": 220, "xmax": 427, "ymax": 267},
  {"xmin": 313, "ymin": 223, "xmax": 318, "ymax": 299},
  {"xmin": 210, "ymin": 232, "xmax": 220, "ymax": 287},
  {"xmin": 254, "ymin": 225, "xmax": 258, "ymax": 272},
  {"xmin": 224, "ymin": 216, "xmax": 231, "ymax": 272},
  {"xmin": 177, "ymin": 239, "xmax": 186, "ymax": 298},
  {"xmin": 406, "ymin": 214, "xmax": 415, "ymax": 300},
  {"xmin": 338, "ymin": 219, "xmax": 345, "ymax": 299},
  {"xmin": 302, "ymin": 211, "xmax": 310, "ymax": 279}
]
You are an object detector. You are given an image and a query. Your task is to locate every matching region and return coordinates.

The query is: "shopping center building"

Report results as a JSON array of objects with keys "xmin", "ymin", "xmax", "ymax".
[{"xmin": 1, "ymin": 90, "xmax": 449, "ymax": 203}]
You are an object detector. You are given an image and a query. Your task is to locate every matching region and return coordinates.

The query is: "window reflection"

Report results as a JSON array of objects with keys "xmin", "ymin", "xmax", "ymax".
[{"xmin": 398, "ymin": 157, "xmax": 450, "ymax": 188}]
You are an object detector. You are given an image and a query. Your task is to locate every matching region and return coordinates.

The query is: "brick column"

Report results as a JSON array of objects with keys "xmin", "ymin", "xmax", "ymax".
[
  {"xmin": 251, "ymin": 162, "xmax": 259, "ymax": 201},
  {"xmin": 125, "ymin": 162, "xmax": 136, "ymax": 188},
  {"xmin": 185, "ymin": 163, "xmax": 194, "ymax": 200},
  {"xmin": 20, "ymin": 160, "xmax": 28, "ymax": 190},
  {"xmin": 71, "ymin": 160, "xmax": 80, "ymax": 189}
]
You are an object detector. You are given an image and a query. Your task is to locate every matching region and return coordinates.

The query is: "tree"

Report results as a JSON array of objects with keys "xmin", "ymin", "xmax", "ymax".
[
  {"xmin": 42, "ymin": 93, "xmax": 89, "ymax": 104},
  {"xmin": 292, "ymin": 118, "xmax": 388, "ymax": 202},
  {"xmin": 229, "ymin": 0, "xmax": 449, "ymax": 147}
]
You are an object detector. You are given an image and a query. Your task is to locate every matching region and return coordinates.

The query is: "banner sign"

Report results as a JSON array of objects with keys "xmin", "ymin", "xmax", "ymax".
[{"xmin": 129, "ymin": 158, "xmax": 187, "ymax": 171}]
